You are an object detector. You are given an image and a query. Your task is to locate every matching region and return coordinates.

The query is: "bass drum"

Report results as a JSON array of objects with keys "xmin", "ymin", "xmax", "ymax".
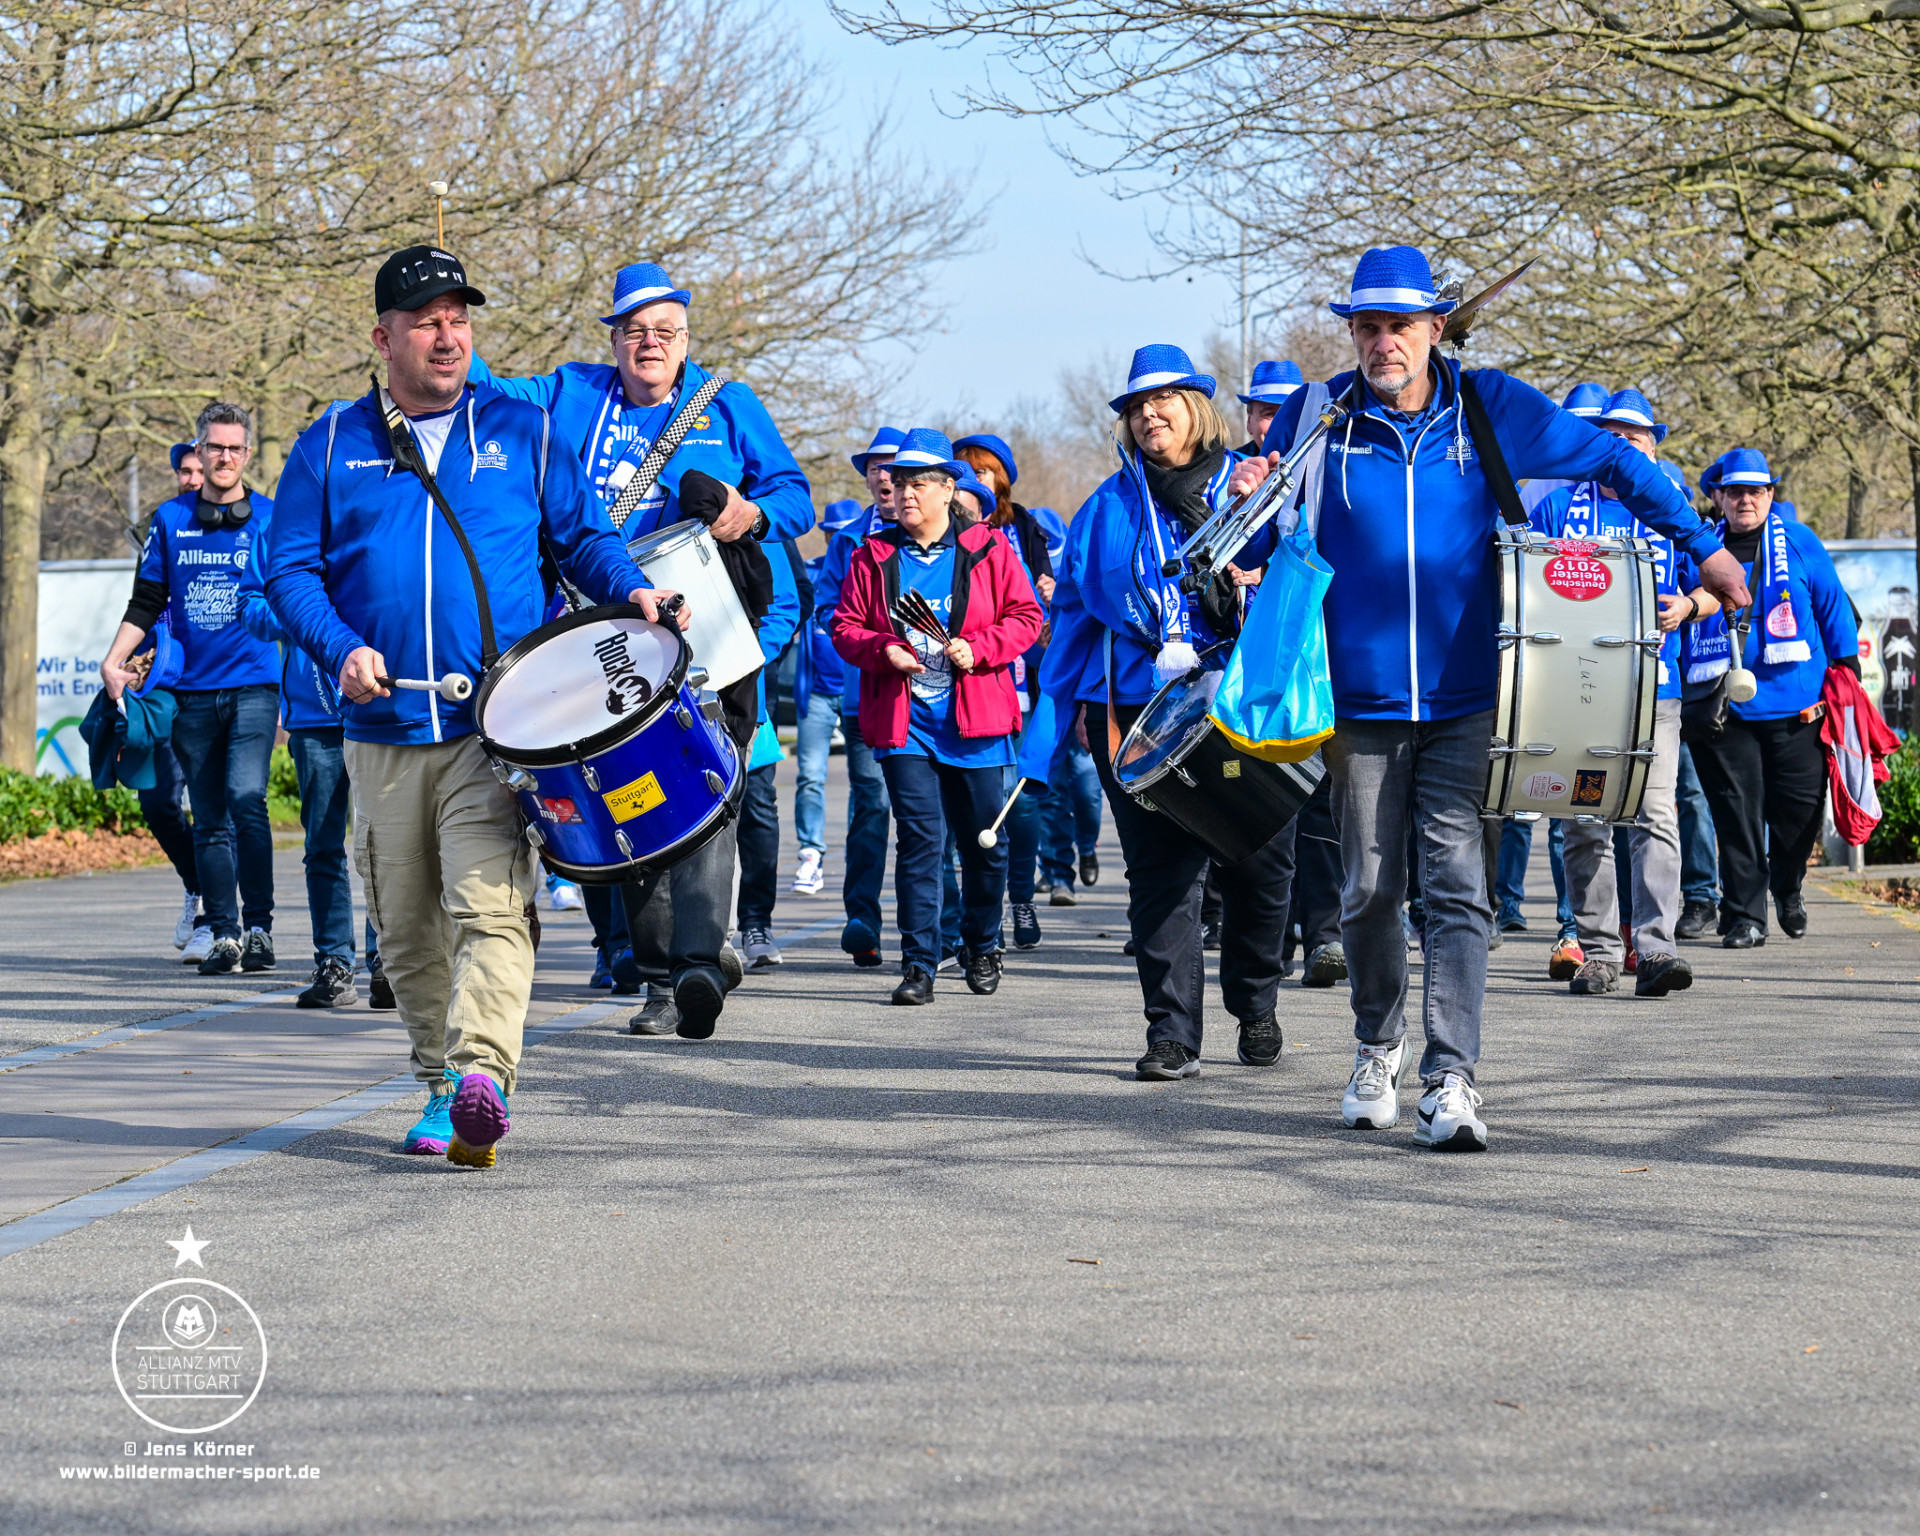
[
  {"xmin": 1485, "ymin": 525, "xmax": 1661, "ymax": 825},
  {"xmin": 1114, "ymin": 668, "xmax": 1324, "ymax": 864}
]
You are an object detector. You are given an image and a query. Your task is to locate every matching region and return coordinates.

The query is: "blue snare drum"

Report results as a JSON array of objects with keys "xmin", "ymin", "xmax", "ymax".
[{"xmin": 473, "ymin": 603, "xmax": 744, "ymax": 884}]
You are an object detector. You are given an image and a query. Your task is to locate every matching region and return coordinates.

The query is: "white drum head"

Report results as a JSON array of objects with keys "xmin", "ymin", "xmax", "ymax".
[{"xmin": 481, "ymin": 617, "xmax": 678, "ymax": 751}]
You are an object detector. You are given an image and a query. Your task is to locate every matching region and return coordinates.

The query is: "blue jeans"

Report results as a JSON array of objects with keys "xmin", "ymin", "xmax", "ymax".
[
  {"xmin": 737, "ymin": 763, "xmax": 780, "ymax": 928},
  {"xmin": 172, "ymin": 685, "xmax": 279, "ymax": 939},
  {"xmin": 1494, "ymin": 818, "xmax": 1577, "ymax": 937},
  {"xmin": 1676, "ymin": 743, "xmax": 1719, "ymax": 904},
  {"xmin": 287, "ymin": 727, "xmax": 356, "ymax": 964},
  {"xmin": 137, "ymin": 739, "xmax": 201, "ymax": 897},
  {"xmin": 1004, "ymin": 760, "xmax": 1044, "ymax": 905},
  {"xmin": 841, "ymin": 714, "xmax": 892, "ymax": 940},
  {"xmin": 793, "ymin": 690, "xmax": 837, "ymax": 855},
  {"xmin": 1326, "ymin": 711, "xmax": 1495, "ymax": 1086},
  {"xmin": 940, "ymin": 828, "xmax": 962, "ymax": 956},
  {"xmin": 880, "ymin": 754, "xmax": 1008, "ymax": 970},
  {"xmin": 1041, "ymin": 735, "xmax": 1102, "ymax": 888}
]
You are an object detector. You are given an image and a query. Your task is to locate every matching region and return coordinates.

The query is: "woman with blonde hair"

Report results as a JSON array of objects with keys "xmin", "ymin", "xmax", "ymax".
[{"xmin": 1013, "ymin": 346, "xmax": 1299, "ymax": 1081}]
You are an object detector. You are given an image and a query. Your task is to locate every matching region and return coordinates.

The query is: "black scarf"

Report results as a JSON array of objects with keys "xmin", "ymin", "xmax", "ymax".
[{"xmin": 1141, "ymin": 446, "xmax": 1238, "ymax": 639}]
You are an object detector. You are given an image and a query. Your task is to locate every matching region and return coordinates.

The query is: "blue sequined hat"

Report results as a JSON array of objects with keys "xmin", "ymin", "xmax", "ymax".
[
  {"xmin": 1593, "ymin": 388, "xmax": 1670, "ymax": 445},
  {"xmin": 599, "ymin": 262, "xmax": 692, "ymax": 325},
  {"xmin": 820, "ymin": 497, "xmax": 864, "ymax": 534},
  {"xmin": 1561, "ymin": 383, "xmax": 1610, "ymax": 418},
  {"xmin": 1237, "ymin": 360, "xmax": 1305, "ymax": 405},
  {"xmin": 1109, "ymin": 345, "xmax": 1217, "ymax": 414},
  {"xmin": 953, "ymin": 433, "xmax": 1019, "ymax": 486},
  {"xmin": 887, "ymin": 428, "xmax": 968, "ymax": 480},
  {"xmin": 1328, "ymin": 246, "xmax": 1459, "ymax": 318},
  {"xmin": 1709, "ymin": 447, "xmax": 1780, "ymax": 489},
  {"xmin": 849, "ymin": 426, "xmax": 905, "ymax": 475}
]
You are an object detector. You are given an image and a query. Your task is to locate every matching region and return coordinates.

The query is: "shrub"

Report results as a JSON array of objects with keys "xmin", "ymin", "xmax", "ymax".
[
  {"xmin": 1867, "ymin": 739, "xmax": 1920, "ymax": 865},
  {"xmin": 0, "ymin": 769, "xmax": 146, "ymax": 845},
  {"xmin": 269, "ymin": 744, "xmax": 300, "ymax": 802}
]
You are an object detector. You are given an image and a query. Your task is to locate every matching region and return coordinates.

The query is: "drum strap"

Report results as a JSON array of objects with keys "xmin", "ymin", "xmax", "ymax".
[
  {"xmin": 374, "ymin": 378, "xmax": 499, "ymax": 670},
  {"xmin": 605, "ymin": 371, "xmax": 730, "ymax": 533},
  {"xmin": 1456, "ymin": 375, "xmax": 1530, "ymax": 529}
]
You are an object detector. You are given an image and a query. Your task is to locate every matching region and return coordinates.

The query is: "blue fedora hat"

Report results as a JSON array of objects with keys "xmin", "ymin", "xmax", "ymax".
[
  {"xmin": 953, "ymin": 433, "xmax": 1019, "ymax": 486},
  {"xmin": 1030, "ymin": 505, "xmax": 1068, "ymax": 564},
  {"xmin": 1109, "ymin": 344, "xmax": 1217, "ymax": 413},
  {"xmin": 168, "ymin": 442, "xmax": 196, "ymax": 471},
  {"xmin": 953, "ymin": 466, "xmax": 999, "ymax": 514},
  {"xmin": 1328, "ymin": 246, "xmax": 1459, "ymax": 318},
  {"xmin": 1593, "ymin": 387, "xmax": 1669, "ymax": 444},
  {"xmin": 820, "ymin": 497, "xmax": 864, "ymax": 535},
  {"xmin": 599, "ymin": 262, "xmax": 692, "ymax": 325},
  {"xmin": 888, "ymin": 427, "xmax": 968, "ymax": 479},
  {"xmin": 849, "ymin": 426, "xmax": 905, "ymax": 475},
  {"xmin": 1712, "ymin": 447, "xmax": 1780, "ymax": 488},
  {"xmin": 1561, "ymin": 382, "xmax": 1610, "ymax": 418},
  {"xmin": 1237, "ymin": 360, "xmax": 1305, "ymax": 405}
]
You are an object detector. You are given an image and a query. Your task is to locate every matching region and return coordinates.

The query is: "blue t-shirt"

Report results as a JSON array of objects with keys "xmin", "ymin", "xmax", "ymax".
[
  {"xmin": 587, "ymin": 382, "xmax": 677, "ymax": 529},
  {"xmin": 876, "ymin": 527, "xmax": 1015, "ymax": 769},
  {"xmin": 138, "ymin": 492, "xmax": 282, "ymax": 691}
]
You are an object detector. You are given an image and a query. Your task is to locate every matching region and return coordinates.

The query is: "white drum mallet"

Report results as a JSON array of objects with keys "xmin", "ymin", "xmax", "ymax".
[
  {"xmin": 377, "ymin": 672, "xmax": 473, "ymax": 702},
  {"xmin": 977, "ymin": 779, "xmax": 1031, "ymax": 849}
]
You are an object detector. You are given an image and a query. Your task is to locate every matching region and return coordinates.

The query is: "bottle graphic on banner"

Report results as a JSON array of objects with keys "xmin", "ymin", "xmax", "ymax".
[{"xmin": 1881, "ymin": 587, "xmax": 1916, "ymax": 733}]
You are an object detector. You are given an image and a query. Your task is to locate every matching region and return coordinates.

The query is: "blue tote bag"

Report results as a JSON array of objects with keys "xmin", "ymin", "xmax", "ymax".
[{"xmin": 1207, "ymin": 523, "xmax": 1334, "ymax": 763}]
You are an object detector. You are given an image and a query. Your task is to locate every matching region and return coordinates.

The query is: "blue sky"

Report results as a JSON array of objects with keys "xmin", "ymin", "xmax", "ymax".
[{"xmin": 786, "ymin": 0, "xmax": 1240, "ymax": 421}]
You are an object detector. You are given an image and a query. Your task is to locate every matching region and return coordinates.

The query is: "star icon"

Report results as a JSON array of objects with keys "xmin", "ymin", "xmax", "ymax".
[{"xmin": 166, "ymin": 1226, "xmax": 210, "ymax": 1269}]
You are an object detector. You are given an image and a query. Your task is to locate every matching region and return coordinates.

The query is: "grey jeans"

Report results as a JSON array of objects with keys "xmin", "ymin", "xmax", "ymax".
[
  {"xmin": 622, "ymin": 819, "xmax": 739, "ymax": 987},
  {"xmin": 1325, "ymin": 711, "xmax": 1495, "ymax": 1086},
  {"xmin": 1560, "ymin": 697, "xmax": 1682, "ymax": 963}
]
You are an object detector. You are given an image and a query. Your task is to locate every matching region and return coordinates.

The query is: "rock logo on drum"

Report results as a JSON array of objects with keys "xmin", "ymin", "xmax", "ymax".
[{"xmin": 591, "ymin": 632, "xmax": 653, "ymax": 717}]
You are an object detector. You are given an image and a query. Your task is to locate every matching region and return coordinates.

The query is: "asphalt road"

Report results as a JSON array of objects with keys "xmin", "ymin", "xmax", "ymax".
[{"xmin": 2, "ymin": 759, "xmax": 1916, "ymax": 1535}]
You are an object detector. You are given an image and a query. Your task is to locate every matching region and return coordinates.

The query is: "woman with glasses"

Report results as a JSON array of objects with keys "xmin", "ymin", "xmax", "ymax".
[
  {"xmin": 1015, "ymin": 346, "xmax": 1297, "ymax": 1081},
  {"xmin": 833, "ymin": 429, "xmax": 1044, "ymax": 1005}
]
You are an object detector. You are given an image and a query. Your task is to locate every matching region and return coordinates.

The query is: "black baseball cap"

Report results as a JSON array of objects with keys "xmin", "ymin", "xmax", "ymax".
[{"xmin": 373, "ymin": 245, "xmax": 486, "ymax": 316}]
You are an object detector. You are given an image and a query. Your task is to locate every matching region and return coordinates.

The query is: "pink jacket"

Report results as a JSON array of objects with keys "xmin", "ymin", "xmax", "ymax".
[{"xmin": 832, "ymin": 521, "xmax": 1044, "ymax": 752}]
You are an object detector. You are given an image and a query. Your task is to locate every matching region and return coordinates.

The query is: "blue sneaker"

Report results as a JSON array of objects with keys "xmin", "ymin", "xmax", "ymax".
[
  {"xmin": 608, "ymin": 945, "xmax": 643, "ymax": 996},
  {"xmin": 402, "ymin": 1075, "xmax": 458, "ymax": 1156},
  {"xmin": 840, "ymin": 919, "xmax": 882, "ymax": 969},
  {"xmin": 446, "ymin": 1073, "xmax": 511, "ymax": 1169},
  {"xmin": 589, "ymin": 948, "xmax": 613, "ymax": 990}
]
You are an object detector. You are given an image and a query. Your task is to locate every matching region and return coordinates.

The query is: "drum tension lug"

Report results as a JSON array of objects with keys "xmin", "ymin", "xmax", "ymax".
[
  {"xmin": 581, "ymin": 764, "xmax": 600, "ymax": 792},
  {"xmin": 614, "ymin": 829, "xmax": 634, "ymax": 858},
  {"xmin": 1594, "ymin": 635, "xmax": 1629, "ymax": 648},
  {"xmin": 1522, "ymin": 744, "xmax": 1557, "ymax": 756},
  {"xmin": 1526, "ymin": 632, "xmax": 1562, "ymax": 645},
  {"xmin": 674, "ymin": 704, "xmax": 695, "ymax": 730},
  {"xmin": 704, "ymin": 770, "xmax": 726, "ymax": 795},
  {"xmin": 1587, "ymin": 747, "xmax": 1622, "ymax": 759},
  {"xmin": 687, "ymin": 667, "xmax": 710, "ymax": 691},
  {"xmin": 503, "ymin": 765, "xmax": 537, "ymax": 794},
  {"xmin": 525, "ymin": 823, "xmax": 545, "ymax": 848},
  {"xmin": 699, "ymin": 699, "xmax": 723, "ymax": 722},
  {"xmin": 1172, "ymin": 765, "xmax": 1197, "ymax": 789},
  {"xmin": 1511, "ymin": 810, "xmax": 1543, "ymax": 823}
]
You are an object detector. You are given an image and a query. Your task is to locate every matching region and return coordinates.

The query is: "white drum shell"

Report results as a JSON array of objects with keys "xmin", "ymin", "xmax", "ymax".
[
  {"xmin": 1484, "ymin": 527, "xmax": 1660, "ymax": 825},
  {"xmin": 625, "ymin": 519, "xmax": 765, "ymax": 690}
]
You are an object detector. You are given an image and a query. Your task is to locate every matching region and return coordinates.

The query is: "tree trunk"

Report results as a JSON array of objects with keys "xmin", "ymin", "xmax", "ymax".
[
  {"xmin": 0, "ymin": 343, "xmax": 48, "ymax": 773},
  {"xmin": 1846, "ymin": 466, "xmax": 1868, "ymax": 541},
  {"xmin": 1910, "ymin": 440, "xmax": 1920, "ymax": 625}
]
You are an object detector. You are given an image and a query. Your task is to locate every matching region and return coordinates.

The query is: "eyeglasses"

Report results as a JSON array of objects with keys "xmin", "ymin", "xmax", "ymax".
[
  {"xmin": 199, "ymin": 443, "xmax": 248, "ymax": 460},
  {"xmin": 1126, "ymin": 389, "xmax": 1181, "ymax": 417},
  {"xmin": 617, "ymin": 324, "xmax": 687, "ymax": 346}
]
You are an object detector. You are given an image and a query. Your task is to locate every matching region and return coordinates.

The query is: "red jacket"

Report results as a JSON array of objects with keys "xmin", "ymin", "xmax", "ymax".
[{"xmin": 832, "ymin": 520, "xmax": 1044, "ymax": 752}]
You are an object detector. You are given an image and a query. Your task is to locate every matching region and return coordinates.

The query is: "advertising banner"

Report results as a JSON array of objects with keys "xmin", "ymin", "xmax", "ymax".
[{"xmin": 36, "ymin": 561, "xmax": 136, "ymax": 779}]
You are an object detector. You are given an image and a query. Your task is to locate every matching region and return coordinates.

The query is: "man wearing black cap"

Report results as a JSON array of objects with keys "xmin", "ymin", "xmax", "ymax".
[{"xmin": 264, "ymin": 245, "xmax": 681, "ymax": 1170}]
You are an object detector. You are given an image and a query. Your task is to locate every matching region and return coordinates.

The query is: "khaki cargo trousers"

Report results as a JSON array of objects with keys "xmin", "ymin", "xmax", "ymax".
[{"xmin": 345, "ymin": 734, "xmax": 535, "ymax": 1095}]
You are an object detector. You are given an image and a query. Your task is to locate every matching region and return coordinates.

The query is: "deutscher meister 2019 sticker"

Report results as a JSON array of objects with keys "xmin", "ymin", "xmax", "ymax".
[{"xmin": 1570, "ymin": 769, "xmax": 1608, "ymax": 807}]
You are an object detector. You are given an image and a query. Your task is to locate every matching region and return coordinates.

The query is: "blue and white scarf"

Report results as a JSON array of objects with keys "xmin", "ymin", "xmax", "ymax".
[
  {"xmin": 1682, "ymin": 510, "xmax": 1805, "ymax": 680},
  {"xmin": 586, "ymin": 377, "xmax": 676, "ymax": 516},
  {"xmin": 1560, "ymin": 481, "xmax": 1679, "ymax": 593},
  {"xmin": 1121, "ymin": 447, "xmax": 1235, "ymax": 681}
]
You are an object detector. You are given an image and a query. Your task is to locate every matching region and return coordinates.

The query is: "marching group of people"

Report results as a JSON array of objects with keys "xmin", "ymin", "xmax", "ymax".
[{"xmin": 94, "ymin": 238, "xmax": 1870, "ymax": 1170}]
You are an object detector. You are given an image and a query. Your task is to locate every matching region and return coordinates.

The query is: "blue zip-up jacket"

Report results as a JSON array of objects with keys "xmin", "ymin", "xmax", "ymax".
[
  {"xmin": 1263, "ymin": 360, "xmax": 1724, "ymax": 722},
  {"xmin": 240, "ymin": 521, "xmax": 344, "ymax": 732},
  {"xmin": 265, "ymin": 384, "xmax": 646, "ymax": 746},
  {"xmin": 1717, "ymin": 518, "xmax": 1853, "ymax": 720},
  {"xmin": 138, "ymin": 492, "xmax": 282, "ymax": 691},
  {"xmin": 469, "ymin": 356, "xmax": 813, "ymax": 544},
  {"xmin": 795, "ymin": 554, "xmax": 845, "ymax": 702},
  {"xmin": 1017, "ymin": 450, "xmax": 1257, "ymax": 784}
]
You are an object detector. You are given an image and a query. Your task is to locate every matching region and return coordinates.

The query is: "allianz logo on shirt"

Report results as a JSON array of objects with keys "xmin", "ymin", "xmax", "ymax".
[
  {"xmin": 176, "ymin": 548, "xmax": 236, "ymax": 566},
  {"xmin": 476, "ymin": 439, "xmax": 509, "ymax": 472}
]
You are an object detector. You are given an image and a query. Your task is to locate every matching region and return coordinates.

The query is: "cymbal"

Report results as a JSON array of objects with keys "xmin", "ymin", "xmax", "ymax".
[{"xmin": 1439, "ymin": 257, "xmax": 1537, "ymax": 348}]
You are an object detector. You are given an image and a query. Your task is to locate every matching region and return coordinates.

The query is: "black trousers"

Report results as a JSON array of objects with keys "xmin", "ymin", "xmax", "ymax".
[
  {"xmin": 1285, "ymin": 774, "xmax": 1343, "ymax": 959},
  {"xmin": 1089, "ymin": 703, "xmax": 1297, "ymax": 1052},
  {"xmin": 1689, "ymin": 713, "xmax": 1827, "ymax": 931}
]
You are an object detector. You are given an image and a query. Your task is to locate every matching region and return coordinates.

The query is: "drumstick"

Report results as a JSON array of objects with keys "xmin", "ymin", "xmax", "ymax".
[
  {"xmin": 896, "ymin": 590, "xmax": 950, "ymax": 642},
  {"xmin": 977, "ymin": 779, "xmax": 1028, "ymax": 849},
  {"xmin": 377, "ymin": 672, "xmax": 473, "ymax": 702}
]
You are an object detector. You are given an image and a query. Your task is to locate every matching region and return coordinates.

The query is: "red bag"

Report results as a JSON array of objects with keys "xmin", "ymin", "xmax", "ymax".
[{"xmin": 1819, "ymin": 665, "xmax": 1903, "ymax": 846}]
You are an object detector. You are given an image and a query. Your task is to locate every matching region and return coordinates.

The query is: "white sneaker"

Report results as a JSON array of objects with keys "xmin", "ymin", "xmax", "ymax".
[
  {"xmin": 180, "ymin": 926, "xmax": 215, "ymax": 965},
  {"xmin": 740, "ymin": 926, "xmax": 783, "ymax": 970},
  {"xmin": 1414, "ymin": 1073, "xmax": 1488, "ymax": 1151},
  {"xmin": 548, "ymin": 880, "xmax": 584, "ymax": 912},
  {"xmin": 790, "ymin": 849, "xmax": 825, "ymax": 895},
  {"xmin": 172, "ymin": 891, "xmax": 201, "ymax": 949},
  {"xmin": 1341, "ymin": 1040, "xmax": 1405, "ymax": 1129}
]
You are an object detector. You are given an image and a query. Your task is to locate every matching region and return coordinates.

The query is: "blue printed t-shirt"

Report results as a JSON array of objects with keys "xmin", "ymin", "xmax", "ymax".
[
  {"xmin": 139, "ymin": 493, "xmax": 282, "ymax": 690},
  {"xmin": 875, "ymin": 523, "xmax": 1015, "ymax": 769},
  {"xmin": 588, "ymin": 381, "xmax": 676, "ymax": 525}
]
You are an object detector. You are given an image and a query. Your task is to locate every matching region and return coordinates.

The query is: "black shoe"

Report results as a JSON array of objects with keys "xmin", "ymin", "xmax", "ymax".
[
  {"xmin": 628, "ymin": 984, "xmax": 679, "ymax": 1035},
  {"xmin": 1050, "ymin": 886, "xmax": 1077, "ymax": 907},
  {"xmin": 1675, "ymin": 899, "xmax": 1716, "ymax": 941},
  {"xmin": 1136, "ymin": 1040, "xmax": 1200, "ymax": 1080},
  {"xmin": 1079, "ymin": 853, "xmax": 1100, "ymax": 888},
  {"xmin": 1236, "ymin": 1010, "xmax": 1283, "ymax": 1067},
  {"xmin": 1302, "ymin": 941, "xmax": 1349, "ymax": 988},
  {"xmin": 1634, "ymin": 952, "xmax": 1694, "ymax": 998},
  {"xmin": 673, "ymin": 966, "xmax": 725, "ymax": 1039},
  {"xmin": 240, "ymin": 928, "xmax": 276, "ymax": 972},
  {"xmin": 1777, "ymin": 891, "xmax": 1808, "ymax": 938},
  {"xmin": 962, "ymin": 947, "xmax": 1003, "ymax": 996},
  {"xmin": 1201, "ymin": 921, "xmax": 1222, "ymax": 952},
  {"xmin": 296, "ymin": 956, "xmax": 357, "ymax": 1009},
  {"xmin": 1122, "ymin": 937, "xmax": 1136, "ymax": 957},
  {"xmin": 892, "ymin": 964, "xmax": 934, "ymax": 1005},
  {"xmin": 197, "ymin": 936, "xmax": 242, "ymax": 975},
  {"xmin": 1010, "ymin": 902, "xmax": 1041, "ymax": 950},
  {"xmin": 608, "ymin": 944, "xmax": 644, "ymax": 996},
  {"xmin": 367, "ymin": 961, "xmax": 397, "ymax": 1010},
  {"xmin": 842, "ymin": 919, "xmax": 883, "ymax": 969},
  {"xmin": 1723, "ymin": 920, "xmax": 1767, "ymax": 949},
  {"xmin": 1569, "ymin": 958, "xmax": 1621, "ymax": 995}
]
